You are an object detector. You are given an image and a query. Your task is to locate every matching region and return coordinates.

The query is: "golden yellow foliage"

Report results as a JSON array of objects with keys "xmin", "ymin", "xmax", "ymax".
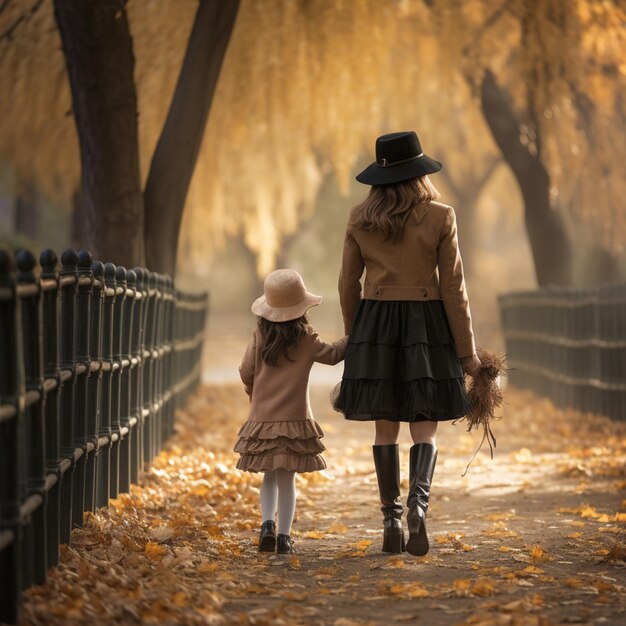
[{"xmin": 1, "ymin": 0, "xmax": 624, "ymax": 274}]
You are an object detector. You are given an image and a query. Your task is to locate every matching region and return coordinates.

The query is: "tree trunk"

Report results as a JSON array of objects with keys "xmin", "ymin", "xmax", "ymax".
[
  {"xmin": 480, "ymin": 70, "xmax": 574, "ymax": 287},
  {"xmin": 143, "ymin": 0, "xmax": 240, "ymax": 275},
  {"xmin": 53, "ymin": 0, "xmax": 145, "ymax": 268},
  {"xmin": 14, "ymin": 180, "xmax": 38, "ymax": 240},
  {"xmin": 70, "ymin": 186, "xmax": 82, "ymax": 249}
]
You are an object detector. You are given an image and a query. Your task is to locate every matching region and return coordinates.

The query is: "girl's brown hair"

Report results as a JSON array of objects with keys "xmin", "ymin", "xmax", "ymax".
[
  {"xmin": 351, "ymin": 175, "xmax": 440, "ymax": 240},
  {"xmin": 258, "ymin": 315, "xmax": 310, "ymax": 366}
]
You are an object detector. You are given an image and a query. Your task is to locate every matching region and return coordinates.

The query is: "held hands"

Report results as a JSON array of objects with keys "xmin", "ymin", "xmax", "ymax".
[{"xmin": 461, "ymin": 353, "xmax": 482, "ymax": 378}]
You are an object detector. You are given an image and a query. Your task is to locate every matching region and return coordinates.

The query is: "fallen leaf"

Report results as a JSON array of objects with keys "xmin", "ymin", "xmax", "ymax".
[
  {"xmin": 144, "ymin": 541, "xmax": 168, "ymax": 561},
  {"xmin": 170, "ymin": 591, "xmax": 189, "ymax": 607},
  {"xmin": 530, "ymin": 545, "xmax": 550, "ymax": 562},
  {"xmin": 327, "ymin": 521, "xmax": 349, "ymax": 533},
  {"xmin": 149, "ymin": 526, "xmax": 175, "ymax": 543},
  {"xmin": 303, "ymin": 530, "xmax": 326, "ymax": 539},
  {"xmin": 354, "ymin": 539, "xmax": 372, "ymax": 551}
]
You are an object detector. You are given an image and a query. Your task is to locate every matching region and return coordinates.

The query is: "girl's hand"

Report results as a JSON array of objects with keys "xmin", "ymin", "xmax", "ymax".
[{"xmin": 461, "ymin": 353, "xmax": 482, "ymax": 378}]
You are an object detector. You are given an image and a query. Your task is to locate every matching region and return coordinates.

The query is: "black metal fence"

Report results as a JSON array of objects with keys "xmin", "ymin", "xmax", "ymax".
[
  {"xmin": 0, "ymin": 248, "xmax": 208, "ymax": 624},
  {"xmin": 499, "ymin": 283, "xmax": 626, "ymax": 421}
]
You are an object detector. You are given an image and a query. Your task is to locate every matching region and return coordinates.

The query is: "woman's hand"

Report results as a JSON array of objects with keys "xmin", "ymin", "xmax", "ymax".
[{"xmin": 461, "ymin": 353, "xmax": 482, "ymax": 378}]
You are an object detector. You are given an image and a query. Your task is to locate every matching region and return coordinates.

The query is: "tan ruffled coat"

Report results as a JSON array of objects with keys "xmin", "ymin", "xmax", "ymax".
[{"xmin": 235, "ymin": 327, "xmax": 348, "ymax": 473}]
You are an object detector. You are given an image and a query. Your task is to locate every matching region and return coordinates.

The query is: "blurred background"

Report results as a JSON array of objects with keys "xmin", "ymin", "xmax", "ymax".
[
  {"xmin": 3, "ymin": 5, "xmax": 626, "ymax": 623},
  {"xmin": 0, "ymin": 0, "xmax": 624, "ymax": 364}
]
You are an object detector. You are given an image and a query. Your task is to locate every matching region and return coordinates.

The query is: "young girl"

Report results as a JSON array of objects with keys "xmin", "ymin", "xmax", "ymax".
[
  {"xmin": 333, "ymin": 131, "xmax": 481, "ymax": 556},
  {"xmin": 235, "ymin": 269, "xmax": 347, "ymax": 554}
]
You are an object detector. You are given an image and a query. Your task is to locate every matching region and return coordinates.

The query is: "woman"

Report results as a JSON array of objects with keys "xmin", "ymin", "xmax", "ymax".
[{"xmin": 334, "ymin": 131, "xmax": 481, "ymax": 556}]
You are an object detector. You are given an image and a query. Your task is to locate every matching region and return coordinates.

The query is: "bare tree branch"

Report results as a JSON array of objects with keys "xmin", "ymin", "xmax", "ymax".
[
  {"xmin": 461, "ymin": 0, "xmax": 510, "ymax": 58},
  {"xmin": 0, "ymin": 0, "xmax": 44, "ymax": 42},
  {"xmin": 440, "ymin": 154, "xmax": 500, "ymax": 200}
]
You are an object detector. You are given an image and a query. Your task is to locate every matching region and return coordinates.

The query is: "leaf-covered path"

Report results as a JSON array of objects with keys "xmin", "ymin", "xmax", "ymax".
[{"xmin": 22, "ymin": 384, "xmax": 626, "ymax": 626}]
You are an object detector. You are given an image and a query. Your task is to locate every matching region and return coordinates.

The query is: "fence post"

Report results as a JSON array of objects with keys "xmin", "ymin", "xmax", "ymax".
[
  {"xmin": 58, "ymin": 249, "xmax": 78, "ymax": 544},
  {"xmin": 130, "ymin": 267, "xmax": 146, "ymax": 483},
  {"xmin": 0, "ymin": 250, "xmax": 24, "ymax": 624},
  {"xmin": 119, "ymin": 268, "xmax": 135, "ymax": 494},
  {"xmin": 85, "ymin": 261, "xmax": 104, "ymax": 513},
  {"xmin": 142, "ymin": 272, "xmax": 156, "ymax": 467},
  {"xmin": 70, "ymin": 250, "xmax": 93, "ymax": 529},
  {"xmin": 109, "ymin": 266, "xmax": 127, "ymax": 500},
  {"xmin": 599, "ymin": 284, "xmax": 626, "ymax": 420},
  {"xmin": 39, "ymin": 250, "xmax": 62, "ymax": 570},
  {"xmin": 163, "ymin": 276, "xmax": 174, "ymax": 440},
  {"xmin": 96, "ymin": 263, "xmax": 116, "ymax": 509},
  {"xmin": 154, "ymin": 275, "xmax": 165, "ymax": 455},
  {"xmin": 16, "ymin": 250, "xmax": 47, "ymax": 586}
]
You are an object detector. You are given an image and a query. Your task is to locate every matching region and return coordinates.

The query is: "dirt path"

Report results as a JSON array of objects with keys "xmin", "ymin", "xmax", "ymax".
[{"xmin": 22, "ymin": 384, "xmax": 626, "ymax": 626}]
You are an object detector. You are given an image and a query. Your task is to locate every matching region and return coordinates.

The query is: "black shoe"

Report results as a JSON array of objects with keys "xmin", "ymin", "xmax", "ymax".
[
  {"xmin": 406, "ymin": 443, "xmax": 438, "ymax": 557},
  {"xmin": 277, "ymin": 534, "xmax": 295, "ymax": 554},
  {"xmin": 259, "ymin": 520, "xmax": 276, "ymax": 552},
  {"xmin": 373, "ymin": 444, "xmax": 406, "ymax": 554}
]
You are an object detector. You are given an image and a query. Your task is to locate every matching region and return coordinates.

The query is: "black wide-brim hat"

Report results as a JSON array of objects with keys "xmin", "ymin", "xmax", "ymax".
[{"xmin": 356, "ymin": 131, "xmax": 442, "ymax": 185}]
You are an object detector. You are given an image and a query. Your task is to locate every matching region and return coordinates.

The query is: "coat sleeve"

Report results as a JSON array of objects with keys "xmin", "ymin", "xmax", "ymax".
[
  {"xmin": 338, "ymin": 223, "xmax": 365, "ymax": 334},
  {"xmin": 311, "ymin": 333, "xmax": 349, "ymax": 365},
  {"xmin": 238, "ymin": 331, "xmax": 256, "ymax": 397},
  {"xmin": 437, "ymin": 206, "xmax": 476, "ymax": 358}
]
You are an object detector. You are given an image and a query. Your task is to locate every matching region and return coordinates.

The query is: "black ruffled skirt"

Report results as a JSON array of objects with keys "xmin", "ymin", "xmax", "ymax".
[{"xmin": 333, "ymin": 299, "xmax": 471, "ymax": 422}]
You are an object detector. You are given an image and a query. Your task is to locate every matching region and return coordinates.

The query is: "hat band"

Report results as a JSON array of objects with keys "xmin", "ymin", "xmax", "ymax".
[{"xmin": 377, "ymin": 152, "xmax": 424, "ymax": 168}]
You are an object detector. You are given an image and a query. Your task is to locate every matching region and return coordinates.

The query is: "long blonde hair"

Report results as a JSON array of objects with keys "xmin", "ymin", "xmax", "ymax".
[{"xmin": 351, "ymin": 176, "xmax": 440, "ymax": 240}]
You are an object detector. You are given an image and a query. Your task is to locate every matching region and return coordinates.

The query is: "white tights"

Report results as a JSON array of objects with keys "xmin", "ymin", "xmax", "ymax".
[{"xmin": 260, "ymin": 469, "xmax": 296, "ymax": 535}]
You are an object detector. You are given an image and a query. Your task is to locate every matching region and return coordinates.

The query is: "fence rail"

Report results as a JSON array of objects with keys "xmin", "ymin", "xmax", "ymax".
[
  {"xmin": 499, "ymin": 283, "xmax": 626, "ymax": 421},
  {"xmin": 0, "ymin": 248, "xmax": 208, "ymax": 624}
]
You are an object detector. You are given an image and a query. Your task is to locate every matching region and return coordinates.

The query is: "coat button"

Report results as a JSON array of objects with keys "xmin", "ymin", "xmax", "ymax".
[
  {"xmin": 422, "ymin": 289, "xmax": 428, "ymax": 298},
  {"xmin": 375, "ymin": 289, "xmax": 380, "ymax": 296}
]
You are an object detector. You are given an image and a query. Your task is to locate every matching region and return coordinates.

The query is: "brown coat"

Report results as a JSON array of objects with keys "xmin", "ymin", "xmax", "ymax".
[
  {"xmin": 338, "ymin": 200, "xmax": 476, "ymax": 358},
  {"xmin": 239, "ymin": 327, "xmax": 348, "ymax": 422}
]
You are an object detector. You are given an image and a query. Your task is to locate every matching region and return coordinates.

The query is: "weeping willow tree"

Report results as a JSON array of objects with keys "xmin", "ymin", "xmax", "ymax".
[
  {"xmin": 0, "ymin": 0, "xmax": 624, "ymax": 284},
  {"xmin": 0, "ymin": 0, "xmax": 240, "ymax": 273},
  {"xmin": 427, "ymin": 0, "xmax": 626, "ymax": 285}
]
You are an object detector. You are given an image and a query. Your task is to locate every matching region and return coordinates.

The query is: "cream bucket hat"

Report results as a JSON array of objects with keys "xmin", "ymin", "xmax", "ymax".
[{"xmin": 251, "ymin": 269, "xmax": 322, "ymax": 322}]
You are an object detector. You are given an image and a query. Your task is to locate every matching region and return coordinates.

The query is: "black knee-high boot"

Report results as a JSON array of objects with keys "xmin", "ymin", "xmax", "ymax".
[
  {"xmin": 406, "ymin": 443, "xmax": 438, "ymax": 557},
  {"xmin": 373, "ymin": 444, "xmax": 405, "ymax": 553}
]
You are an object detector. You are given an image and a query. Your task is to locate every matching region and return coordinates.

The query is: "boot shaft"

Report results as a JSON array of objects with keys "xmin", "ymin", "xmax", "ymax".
[
  {"xmin": 372, "ymin": 444, "xmax": 401, "ymax": 501},
  {"xmin": 407, "ymin": 443, "xmax": 438, "ymax": 511},
  {"xmin": 373, "ymin": 444, "xmax": 403, "ymax": 517},
  {"xmin": 373, "ymin": 444, "xmax": 406, "ymax": 553}
]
